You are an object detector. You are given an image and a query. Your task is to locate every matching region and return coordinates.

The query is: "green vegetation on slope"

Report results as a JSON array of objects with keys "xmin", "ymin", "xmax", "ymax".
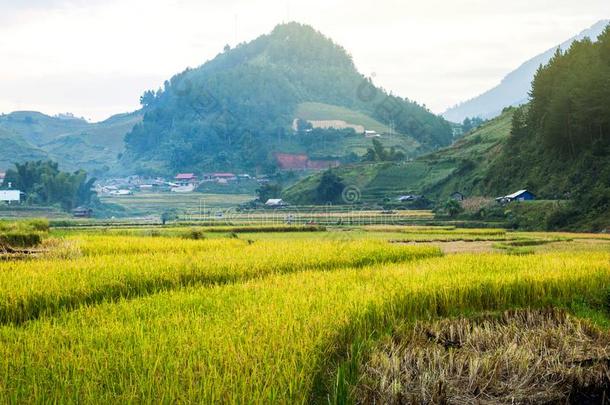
[
  {"xmin": 0, "ymin": 127, "xmax": 48, "ymax": 170},
  {"xmin": 483, "ymin": 29, "xmax": 610, "ymax": 230},
  {"xmin": 287, "ymin": 27, "xmax": 610, "ymax": 232}
]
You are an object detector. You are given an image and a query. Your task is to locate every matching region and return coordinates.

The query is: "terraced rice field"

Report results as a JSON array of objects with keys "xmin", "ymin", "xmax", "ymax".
[{"xmin": 0, "ymin": 224, "xmax": 608, "ymax": 403}]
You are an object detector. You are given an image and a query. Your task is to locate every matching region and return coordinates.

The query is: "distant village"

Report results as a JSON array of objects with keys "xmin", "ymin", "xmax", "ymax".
[
  {"xmin": 96, "ymin": 172, "xmax": 263, "ymax": 196},
  {"xmin": 2, "ymin": 167, "xmax": 537, "ymax": 211}
]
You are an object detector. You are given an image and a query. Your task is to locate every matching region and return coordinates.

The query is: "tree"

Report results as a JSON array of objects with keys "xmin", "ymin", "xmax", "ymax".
[
  {"xmin": 443, "ymin": 199, "xmax": 464, "ymax": 218},
  {"xmin": 295, "ymin": 119, "xmax": 313, "ymax": 132},
  {"xmin": 256, "ymin": 183, "xmax": 282, "ymax": 202},
  {"xmin": 161, "ymin": 210, "xmax": 178, "ymax": 225},
  {"xmin": 462, "ymin": 117, "xmax": 473, "ymax": 133},
  {"xmin": 139, "ymin": 90, "xmax": 156, "ymax": 108},
  {"xmin": 315, "ymin": 170, "xmax": 345, "ymax": 204}
]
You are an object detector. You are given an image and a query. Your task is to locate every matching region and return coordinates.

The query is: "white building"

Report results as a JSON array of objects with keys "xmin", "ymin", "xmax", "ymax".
[
  {"xmin": 265, "ymin": 199, "xmax": 287, "ymax": 207},
  {"xmin": 0, "ymin": 190, "xmax": 21, "ymax": 203}
]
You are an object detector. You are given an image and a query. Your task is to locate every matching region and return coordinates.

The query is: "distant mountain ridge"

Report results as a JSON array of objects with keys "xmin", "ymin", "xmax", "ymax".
[{"xmin": 443, "ymin": 20, "xmax": 610, "ymax": 123}]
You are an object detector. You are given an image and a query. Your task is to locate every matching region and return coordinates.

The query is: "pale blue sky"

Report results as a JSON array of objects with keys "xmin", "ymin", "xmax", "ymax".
[{"xmin": 0, "ymin": 0, "xmax": 608, "ymax": 121}]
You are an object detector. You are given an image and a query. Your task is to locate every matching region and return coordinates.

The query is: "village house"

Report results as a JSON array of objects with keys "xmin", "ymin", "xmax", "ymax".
[
  {"xmin": 265, "ymin": 199, "xmax": 288, "ymax": 208},
  {"xmin": 202, "ymin": 173, "xmax": 237, "ymax": 184},
  {"xmin": 72, "ymin": 206, "xmax": 93, "ymax": 218},
  {"xmin": 496, "ymin": 189, "xmax": 536, "ymax": 203},
  {"xmin": 451, "ymin": 192, "xmax": 465, "ymax": 201},
  {"xmin": 0, "ymin": 190, "xmax": 21, "ymax": 204},
  {"xmin": 364, "ymin": 130, "xmax": 381, "ymax": 138},
  {"xmin": 0, "ymin": 172, "xmax": 5, "ymax": 185},
  {"xmin": 175, "ymin": 173, "xmax": 199, "ymax": 186}
]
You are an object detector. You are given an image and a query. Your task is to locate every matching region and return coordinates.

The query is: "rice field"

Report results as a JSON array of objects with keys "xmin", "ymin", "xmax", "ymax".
[{"xmin": 0, "ymin": 223, "xmax": 608, "ymax": 403}]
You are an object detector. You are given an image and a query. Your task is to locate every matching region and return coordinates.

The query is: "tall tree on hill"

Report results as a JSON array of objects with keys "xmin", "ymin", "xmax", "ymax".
[{"xmin": 315, "ymin": 170, "xmax": 345, "ymax": 204}]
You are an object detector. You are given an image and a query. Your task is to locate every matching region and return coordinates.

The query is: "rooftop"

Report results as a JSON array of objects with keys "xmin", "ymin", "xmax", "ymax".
[
  {"xmin": 505, "ymin": 189, "xmax": 530, "ymax": 199},
  {"xmin": 175, "ymin": 173, "xmax": 196, "ymax": 180}
]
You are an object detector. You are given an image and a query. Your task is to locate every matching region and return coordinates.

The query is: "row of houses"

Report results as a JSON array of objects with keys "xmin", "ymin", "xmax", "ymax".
[
  {"xmin": 97, "ymin": 173, "xmax": 262, "ymax": 196},
  {"xmin": 175, "ymin": 173, "xmax": 246, "ymax": 186}
]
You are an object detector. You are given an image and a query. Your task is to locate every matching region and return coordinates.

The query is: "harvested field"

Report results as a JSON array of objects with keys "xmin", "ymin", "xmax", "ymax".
[{"xmin": 356, "ymin": 309, "xmax": 610, "ymax": 404}]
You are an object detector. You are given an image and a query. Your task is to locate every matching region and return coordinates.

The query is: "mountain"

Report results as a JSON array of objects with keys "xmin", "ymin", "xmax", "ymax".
[
  {"xmin": 443, "ymin": 20, "xmax": 610, "ymax": 123},
  {"xmin": 0, "ymin": 111, "xmax": 142, "ymax": 176},
  {"xmin": 123, "ymin": 22, "xmax": 453, "ymax": 175}
]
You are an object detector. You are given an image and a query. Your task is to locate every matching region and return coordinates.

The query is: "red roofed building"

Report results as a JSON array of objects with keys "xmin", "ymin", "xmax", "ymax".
[
  {"xmin": 175, "ymin": 173, "xmax": 198, "ymax": 185},
  {"xmin": 275, "ymin": 153, "xmax": 339, "ymax": 171}
]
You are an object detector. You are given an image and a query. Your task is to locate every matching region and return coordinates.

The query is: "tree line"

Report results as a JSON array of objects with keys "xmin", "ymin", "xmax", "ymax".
[{"xmin": 1, "ymin": 161, "xmax": 97, "ymax": 211}]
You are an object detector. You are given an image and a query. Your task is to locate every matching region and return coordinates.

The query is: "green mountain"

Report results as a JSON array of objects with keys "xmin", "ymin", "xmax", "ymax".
[
  {"xmin": 123, "ymin": 22, "xmax": 452, "ymax": 175},
  {"xmin": 0, "ymin": 111, "xmax": 142, "ymax": 176}
]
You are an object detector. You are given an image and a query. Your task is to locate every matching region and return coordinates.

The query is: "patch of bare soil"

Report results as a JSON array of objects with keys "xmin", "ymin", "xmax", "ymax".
[{"xmin": 356, "ymin": 309, "xmax": 610, "ymax": 404}]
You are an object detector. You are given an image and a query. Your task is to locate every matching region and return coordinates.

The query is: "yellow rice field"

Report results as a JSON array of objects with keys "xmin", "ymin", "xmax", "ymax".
[{"xmin": 0, "ymin": 226, "xmax": 608, "ymax": 403}]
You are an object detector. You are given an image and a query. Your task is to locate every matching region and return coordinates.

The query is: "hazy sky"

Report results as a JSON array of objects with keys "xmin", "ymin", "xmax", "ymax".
[{"xmin": 0, "ymin": 0, "xmax": 608, "ymax": 121}]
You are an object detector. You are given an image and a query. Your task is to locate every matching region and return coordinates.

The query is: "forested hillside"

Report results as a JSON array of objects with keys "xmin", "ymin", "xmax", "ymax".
[
  {"xmin": 282, "ymin": 109, "xmax": 514, "ymax": 204},
  {"xmin": 123, "ymin": 23, "xmax": 452, "ymax": 175}
]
